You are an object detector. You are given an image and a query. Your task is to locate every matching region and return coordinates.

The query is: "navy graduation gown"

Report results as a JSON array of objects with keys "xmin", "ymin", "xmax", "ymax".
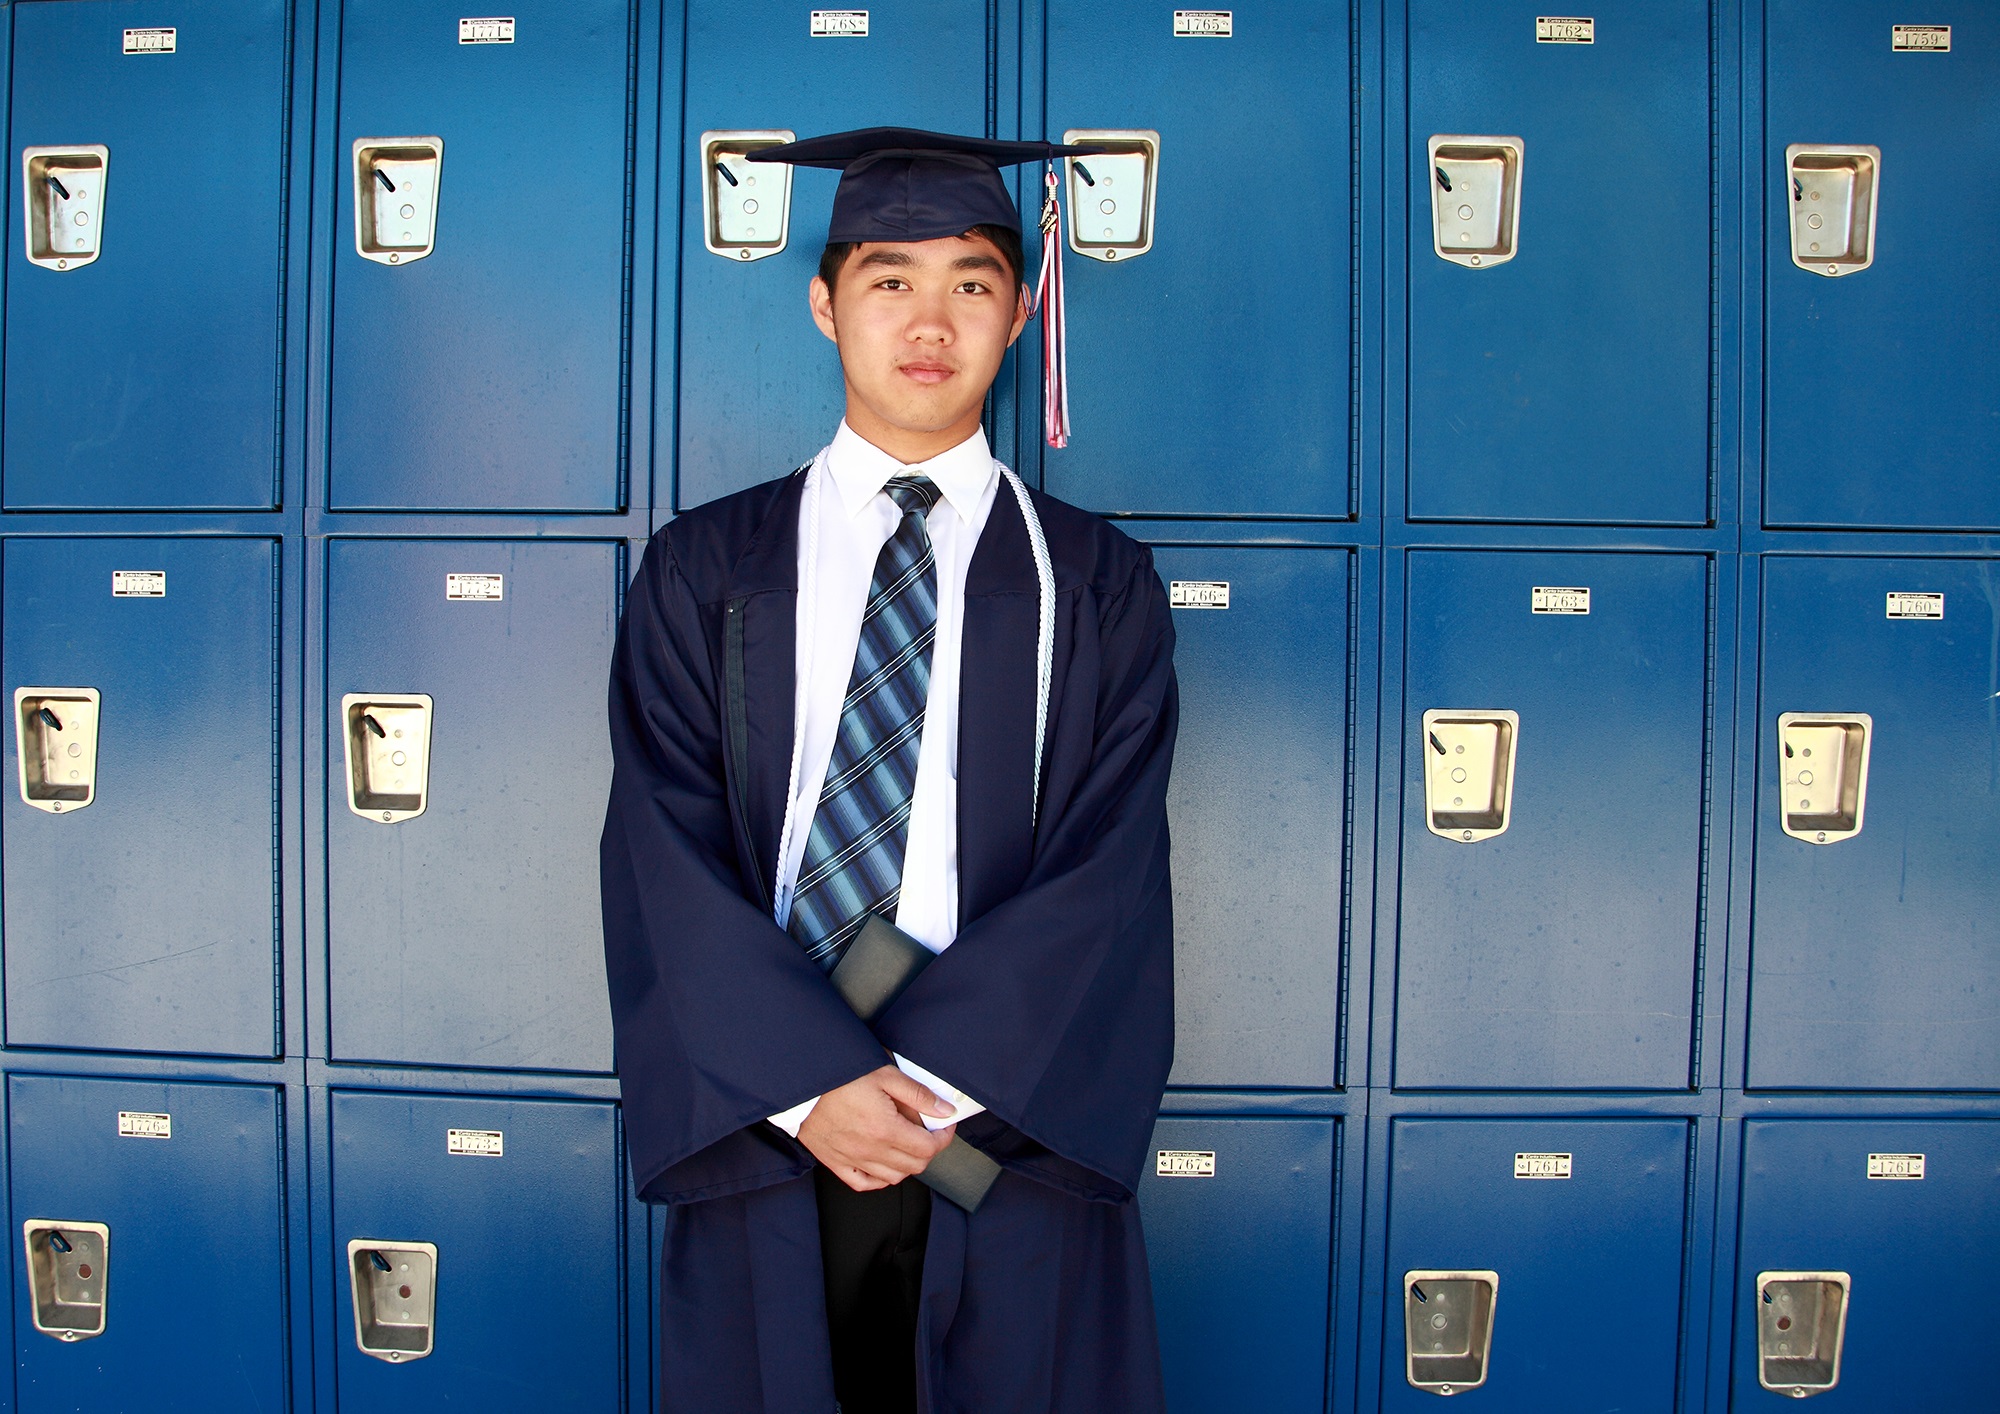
[{"xmin": 601, "ymin": 467, "xmax": 1178, "ymax": 1413}]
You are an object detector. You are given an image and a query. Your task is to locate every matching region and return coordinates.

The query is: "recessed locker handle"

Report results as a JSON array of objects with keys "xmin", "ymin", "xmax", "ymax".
[
  {"xmin": 14, "ymin": 687, "xmax": 101, "ymax": 814},
  {"xmin": 21, "ymin": 145, "xmax": 108, "ymax": 271},
  {"xmin": 1062, "ymin": 129, "xmax": 1159, "ymax": 263},
  {"xmin": 1428, "ymin": 135, "xmax": 1523, "ymax": 268},
  {"xmin": 1404, "ymin": 1269, "xmax": 1498, "ymax": 1395},
  {"xmin": 1422, "ymin": 709, "xmax": 1519, "ymax": 842},
  {"xmin": 347, "ymin": 1239, "xmax": 438, "ymax": 1363},
  {"xmin": 353, "ymin": 137, "xmax": 443, "ymax": 265},
  {"xmin": 1756, "ymin": 1271, "xmax": 1850, "ymax": 1398},
  {"xmin": 23, "ymin": 1220, "xmax": 109, "ymax": 1341},
  {"xmin": 701, "ymin": 130, "xmax": 795, "ymax": 262},
  {"xmin": 1776, "ymin": 713, "xmax": 1871, "ymax": 844},
  {"xmin": 341, "ymin": 693, "xmax": 434, "ymax": 823},
  {"xmin": 1785, "ymin": 145, "xmax": 1879, "ymax": 277}
]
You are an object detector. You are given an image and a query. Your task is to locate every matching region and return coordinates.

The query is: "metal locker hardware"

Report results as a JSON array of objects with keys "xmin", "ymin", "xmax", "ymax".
[
  {"xmin": 353, "ymin": 138, "xmax": 443, "ymax": 266},
  {"xmin": 1776, "ymin": 713, "xmax": 1871, "ymax": 844},
  {"xmin": 1756, "ymin": 1271, "xmax": 1850, "ymax": 1398},
  {"xmin": 1428, "ymin": 136, "xmax": 1523, "ymax": 269},
  {"xmin": 1785, "ymin": 146, "xmax": 1879, "ymax": 277},
  {"xmin": 22, "ymin": 1220, "xmax": 109, "ymax": 1341},
  {"xmin": 1421, "ymin": 709, "xmax": 1519, "ymax": 843},
  {"xmin": 14, "ymin": 687, "xmax": 100, "ymax": 814},
  {"xmin": 1062, "ymin": 130, "xmax": 1159, "ymax": 263},
  {"xmin": 701, "ymin": 130, "xmax": 795, "ymax": 261},
  {"xmin": 347, "ymin": 1240, "xmax": 437, "ymax": 1363},
  {"xmin": 1404, "ymin": 1270, "xmax": 1498, "ymax": 1395},
  {"xmin": 340, "ymin": 693, "xmax": 433, "ymax": 823},
  {"xmin": 21, "ymin": 146, "xmax": 108, "ymax": 271}
]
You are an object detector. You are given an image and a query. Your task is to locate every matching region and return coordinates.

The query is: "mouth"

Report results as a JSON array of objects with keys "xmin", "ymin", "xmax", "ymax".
[{"xmin": 898, "ymin": 361, "xmax": 956, "ymax": 386}]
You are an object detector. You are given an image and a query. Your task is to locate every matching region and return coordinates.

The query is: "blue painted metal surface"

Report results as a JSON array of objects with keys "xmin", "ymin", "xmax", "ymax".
[
  {"xmin": 1395, "ymin": 550, "xmax": 1711, "ymax": 1089},
  {"xmin": 10, "ymin": 1074, "xmax": 288, "ymax": 1413},
  {"xmin": 1151, "ymin": 545, "xmax": 1350, "ymax": 1087},
  {"xmin": 323, "ymin": 538, "xmax": 618, "ymax": 1071},
  {"xmin": 1406, "ymin": 0, "xmax": 1711, "ymax": 525},
  {"xmin": 675, "ymin": 0, "xmax": 990, "ymax": 511},
  {"xmin": 1045, "ymin": 0, "xmax": 1353, "ymax": 517},
  {"xmin": 1747, "ymin": 555, "xmax": 2000, "ymax": 1090},
  {"xmin": 1763, "ymin": 0, "xmax": 2000, "ymax": 530},
  {"xmin": 327, "ymin": 0, "xmax": 635, "ymax": 511},
  {"xmin": 1382, "ymin": 1117, "xmax": 1690, "ymax": 1410},
  {"xmin": 1140, "ymin": 1117, "xmax": 1335, "ymax": 1413},
  {"xmin": 328, "ymin": 1090, "xmax": 622, "ymax": 1409},
  {"xmin": 3, "ymin": 537, "xmax": 279, "ymax": 1058},
  {"xmin": 3, "ymin": 0, "xmax": 290, "ymax": 510},
  {"xmin": 1732, "ymin": 1118, "xmax": 2000, "ymax": 1407}
]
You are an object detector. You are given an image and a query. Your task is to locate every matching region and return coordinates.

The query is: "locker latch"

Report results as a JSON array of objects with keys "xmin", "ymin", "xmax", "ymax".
[
  {"xmin": 1756, "ymin": 1271, "xmax": 1849, "ymax": 1398},
  {"xmin": 14, "ymin": 687, "xmax": 101, "ymax": 814},
  {"xmin": 1404, "ymin": 1269, "xmax": 1498, "ymax": 1396},
  {"xmin": 21, "ymin": 146, "xmax": 108, "ymax": 272},
  {"xmin": 1428, "ymin": 136, "xmax": 1523, "ymax": 269},
  {"xmin": 1785, "ymin": 146, "xmax": 1879, "ymax": 277},
  {"xmin": 701, "ymin": 130, "xmax": 795, "ymax": 262},
  {"xmin": 23, "ymin": 1220, "xmax": 109, "ymax": 1341},
  {"xmin": 1422, "ymin": 709, "xmax": 1519, "ymax": 842},
  {"xmin": 347, "ymin": 1240, "xmax": 437, "ymax": 1363},
  {"xmin": 1062, "ymin": 130, "xmax": 1159, "ymax": 263},
  {"xmin": 341, "ymin": 694, "xmax": 434, "ymax": 823},
  {"xmin": 1776, "ymin": 713, "xmax": 1871, "ymax": 844},
  {"xmin": 353, "ymin": 138, "xmax": 443, "ymax": 266}
]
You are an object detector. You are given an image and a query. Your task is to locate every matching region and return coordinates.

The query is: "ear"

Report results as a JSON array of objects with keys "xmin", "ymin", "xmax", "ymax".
[
  {"xmin": 809, "ymin": 275, "xmax": 839, "ymax": 344},
  {"xmin": 1006, "ymin": 282, "xmax": 1032, "ymax": 348}
]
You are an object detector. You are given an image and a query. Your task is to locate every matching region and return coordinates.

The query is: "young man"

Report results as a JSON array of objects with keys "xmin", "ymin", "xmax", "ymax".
[{"xmin": 601, "ymin": 129, "xmax": 1178, "ymax": 1413}]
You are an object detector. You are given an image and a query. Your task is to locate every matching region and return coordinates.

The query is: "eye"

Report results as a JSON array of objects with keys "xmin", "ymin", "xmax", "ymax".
[
  {"xmin": 875, "ymin": 277, "xmax": 910, "ymax": 291},
  {"xmin": 956, "ymin": 280, "xmax": 990, "ymax": 295}
]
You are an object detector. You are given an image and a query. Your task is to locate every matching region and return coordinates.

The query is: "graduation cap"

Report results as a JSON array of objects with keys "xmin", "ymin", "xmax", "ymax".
[{"xmin": 748, "ymin": 127, "xmax": 1098, "ymax": 448}]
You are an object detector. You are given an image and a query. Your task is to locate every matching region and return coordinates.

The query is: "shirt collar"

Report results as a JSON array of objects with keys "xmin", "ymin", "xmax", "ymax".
[{"xmin": 826, "ymin": 421, "xmax": 996, "ymax": 525}]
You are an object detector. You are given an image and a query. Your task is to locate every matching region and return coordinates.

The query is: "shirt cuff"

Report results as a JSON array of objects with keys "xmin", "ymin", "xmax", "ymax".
[
  {"xmin": 767, "ymin": 1095, "xmax": 821, "ymax": 1138},
  {"xmin": 894, "ymin": 1053, "xmax": 989, "ymax": 1132}
]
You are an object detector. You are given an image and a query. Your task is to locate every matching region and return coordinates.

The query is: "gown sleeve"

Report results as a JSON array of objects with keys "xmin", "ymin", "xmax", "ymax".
[{"xmin": 601, "ymin": 531, "xmax": 889, "ymax": 1203}]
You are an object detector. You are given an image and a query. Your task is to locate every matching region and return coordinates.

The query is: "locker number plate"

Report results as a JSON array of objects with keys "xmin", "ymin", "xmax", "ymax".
[
  {"xmin": 123, "ymin": 27, "xmax": 176, "ymax": 54},
  {"xmin": 1173, "ymin": 10, "xmax": 1233, "ymax": 37},
  {"xmin": 810, "ymin": 10, "xmax": 869, "ymax": 36},
  {"xmin": 1535, "ymin": 16, "xmax": 1594, "ymax": 43},
  {"xmin": 448, "ymin": 1128, "xmax": 504, "ymax": 1157},
  {"xmin": 1156, "ymin": 1149, "xmax": 1216, "ymax": 1177},
  {"xmin": 446, "ymin": 573, "xmax": 504, "ymax": 601},
  {"xmin": 1514, "ymin": 1151, "xmax": 1572, "ymax": 1179},
  {"xmin": 1885, "ymin": 591, "xmax": 1943, "ymax": 620},
  {"xmin": 118, "ymin": 1111, "xmax": 172, "ymax": 1139},
  {"xmin": 1170, "ymin": 580, "xmax": 1230, "ymax": 610},
  {"xmin": 1531, "ymin": 585, "xmax": 1590, "ymax": 614},
  {"xmin": 112, "ymin": 570, "xmax": 166, "ymax": 598},
  {"xmin": 1867, "ymin": 1152, "xmax": 1925, "ymax": 1180},
  {"xmin": 459, "ymin": 17, "xmax": 515, "ymax": 43},
  {"xmin": 1892, "ymin": 24, "xmax": 1949, "ymax": 52}
]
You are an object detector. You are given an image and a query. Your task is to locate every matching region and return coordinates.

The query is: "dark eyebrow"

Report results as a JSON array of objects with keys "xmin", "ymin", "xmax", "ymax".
[
  {"xmin": 854, "ymin": 249, "xmax": 916, "ymax": 270},
  {"xmin": 951, "ymin": 252, "xmax": 1006, "ymax": 274}
]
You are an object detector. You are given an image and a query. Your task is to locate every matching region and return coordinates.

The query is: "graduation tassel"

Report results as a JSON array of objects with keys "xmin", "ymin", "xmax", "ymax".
[{"xmin": 1033, "ymin": 161, "xmax": 1071, "ymax": 449}]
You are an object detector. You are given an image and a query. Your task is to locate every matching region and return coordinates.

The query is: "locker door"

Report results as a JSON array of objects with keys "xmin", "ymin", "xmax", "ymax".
[
  {"xmin": 330, "ymin": 1091, "xmax": 622, "ymax": 1408},
  {"xmin": 328, "ymin": 0, "xmax": 634, "ymax": 511},
  {"xmin": 1734, "ymin": 1120, "xmax": 2000, "ymax": 1406},
  {"xmin": 1382, "ymin": 1118, "xmax": 1689, "ymax": 1410},
  {"xmin": 4, "ymin": 0, "xmax": 289, "ymax": 510},
  {"xmin": 1395, "ymin": 551, "xmax": 1710, "ymax": 1089},
  {"xmin": 1748, "ymin": 557, "xmax": 2000, "ymax": 1090},
  {"xmin": 1764, "ymin": 1, "xmax": 2000, "ymax": 530},
  {"xmin": 10, "ymin": 1076, "xmax": 287, "ymax": 1414},
  {"xmin": 3, "ymin": 538, "xmax": 279, "ymax": 1057},
  {"xmin": 676, "ymin": 0, "xmax": 991, "ymax": 510},
  {"xmin": 1046, "ymin": 0, "xmax": 1352, "ymax": 517},
  {"xmin": 324, "ymin": 539, "xmax": 617, "ymax": 1071},
  {"xmin": 1407, "ymin": 1, "xmax": 1710, "ymax": 524},
  {"xmin": 1153, "ymin": 546, "xmax": 1348, "ymax": 1086},
  {"xmin": 1141, "ymin": 1117, "xmax": 1335, "ymax": 1412}
]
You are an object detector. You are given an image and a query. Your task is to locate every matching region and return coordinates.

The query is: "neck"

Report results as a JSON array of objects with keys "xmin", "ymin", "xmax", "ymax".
[{"xmin": 840, "ymin": 399, "xmax": 986, "ymax": 465}]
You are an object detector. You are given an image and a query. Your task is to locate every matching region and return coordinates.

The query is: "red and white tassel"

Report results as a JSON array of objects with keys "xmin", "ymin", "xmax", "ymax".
[{"xmin": 1033, "ymin": 161, "xmax": 1071, "ymax": 449}]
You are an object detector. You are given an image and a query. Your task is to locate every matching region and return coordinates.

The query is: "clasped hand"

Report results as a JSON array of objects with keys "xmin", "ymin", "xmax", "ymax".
[{"xmin": 798, "ymin": 1064, "xmax": 956, "ymax": 1192}]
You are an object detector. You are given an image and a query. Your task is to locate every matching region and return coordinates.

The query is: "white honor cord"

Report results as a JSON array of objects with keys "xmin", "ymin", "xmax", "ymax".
[{"xmin": 1000, "ymin": 466, "xmax": 1056, "ymax": 830}]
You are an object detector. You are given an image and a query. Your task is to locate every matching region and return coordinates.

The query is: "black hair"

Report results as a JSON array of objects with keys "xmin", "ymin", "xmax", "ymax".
[{"xmin": 817, "ymin": 223, "xmax": 1026, "ymax": 295}]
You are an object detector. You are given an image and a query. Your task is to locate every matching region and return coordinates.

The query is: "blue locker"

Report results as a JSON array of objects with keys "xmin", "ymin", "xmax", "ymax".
[
  {"xmin": 676, "ymin": 0, "xmax": 990, "ymax": 510},
  {"xmin": 4, "ymin": 0, "xmax": 290, "ymax": 510},
  {"xmin": 1747, "ymin": 557, "xmax": 2000, "ymax": 1090},
  {"xmin": 324, "ymin": 539, "xmax": 617, "ymax": 1071},
  {"xmin": 1733, "ymin": 1119, "xmax": 2000, "ymax": 1407},
  {"xmin": 1395, "ymin": 551, "xmax": 1710, "ymax": 1089},
  {"xmin": 328, "ymin": 0, "xmax": 634, "ymax": 511},
  {"xmin": 1381, "ymin": 1117, "xmax": 1689, "ymax": 1410},
  {"xmin": 1046, "ymin": 0, "xmax": 1352, "ymax": 517},
  {"xmin": 10, "ymin": 1075, "xmax": 288, "ymax": 1413},
  {"xmin": 1152, "ymin": 546, "xmax": 1349, "ymax": 1086},
  {"xmin": 1141, "ymin": 1117, "xmax": 1335, "ymax": 1413},
  {"xmin": 1764, "ymin": 1, "xmax": 2000, "ymax": 530},
  {"xmin": 329, "ymin": 1091, "xmax": 622, "ymax": 1408},
  {"xmin": 1407, "ymin": 1, "xmax": 1711, "ymax": 524},
  {"xmin": 3, "ymin": 538, "xmax": 279, "ymax": 1057}
]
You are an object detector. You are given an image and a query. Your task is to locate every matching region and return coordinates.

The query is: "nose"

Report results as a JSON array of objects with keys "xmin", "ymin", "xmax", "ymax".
[{"xmin": 904, "ymin": 288, "xmax": 954, "ymax": 345}]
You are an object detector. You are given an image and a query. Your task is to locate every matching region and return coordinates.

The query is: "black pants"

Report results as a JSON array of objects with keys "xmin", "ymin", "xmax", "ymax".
[{"xmin": 814, "ymin": 1165, "xmax": 932, "ymax": 1414}]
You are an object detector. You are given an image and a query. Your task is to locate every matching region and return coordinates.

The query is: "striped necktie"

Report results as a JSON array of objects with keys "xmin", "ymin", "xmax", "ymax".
[{"xmin": 787, "ymin": 474, "xmax": 944, "ymax": 970}]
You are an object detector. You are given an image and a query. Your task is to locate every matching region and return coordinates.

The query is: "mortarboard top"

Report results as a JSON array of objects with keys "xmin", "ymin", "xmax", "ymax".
[{"xmin": 746, "ymin": 127, "xmax": 1101, "ymax": 244}]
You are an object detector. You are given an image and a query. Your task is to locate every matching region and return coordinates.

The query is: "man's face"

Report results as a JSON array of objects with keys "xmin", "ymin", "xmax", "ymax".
[{"xmin": 809, "ymin": 233, "xmax": 1030, "ymax": 454}]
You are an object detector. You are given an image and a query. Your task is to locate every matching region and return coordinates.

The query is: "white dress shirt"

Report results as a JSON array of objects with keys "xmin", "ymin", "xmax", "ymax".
[{"xmin": 768, "ymin": 421, "xmax": 998, "ymax": 1137}]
